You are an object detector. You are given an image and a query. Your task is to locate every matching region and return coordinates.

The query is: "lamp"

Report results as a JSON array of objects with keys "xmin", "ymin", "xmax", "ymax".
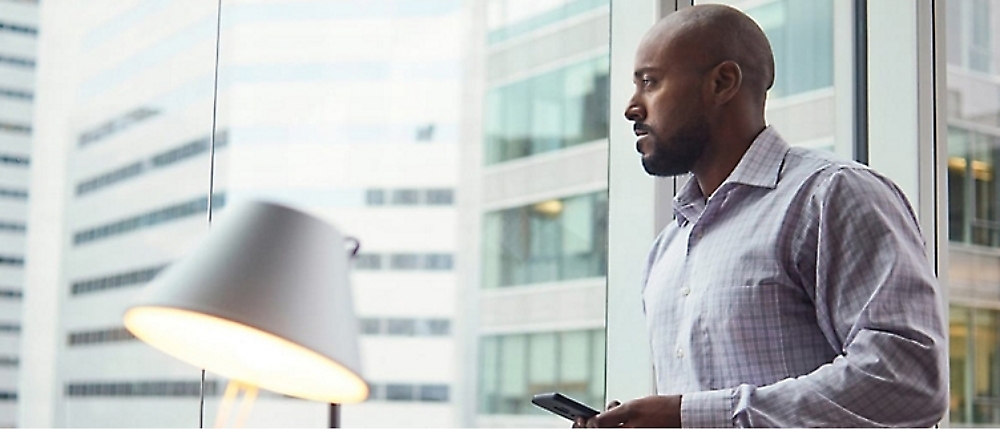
[{"xmin": 123, "ymin": 200, "xmax": 368, "ymax": 426}]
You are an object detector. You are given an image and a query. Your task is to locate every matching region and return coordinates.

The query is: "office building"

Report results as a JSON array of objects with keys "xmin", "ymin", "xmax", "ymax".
[
  {"xmin": 0, "ymin": 0, "xmax": 37, "ymax": 426},
  {"xmin": 21, "ymin": 1, "xmax": 460, "ymax": 426}
]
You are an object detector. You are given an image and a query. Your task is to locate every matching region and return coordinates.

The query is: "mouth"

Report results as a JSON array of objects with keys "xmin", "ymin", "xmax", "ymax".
[{"xmin": 634, "ymin": 124, "xmax": 650, "ymax": 154}]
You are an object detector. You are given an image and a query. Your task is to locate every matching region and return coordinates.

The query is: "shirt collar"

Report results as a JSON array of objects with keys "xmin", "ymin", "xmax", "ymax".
[{"xmin": 672, "ymin": 126, "xmax": 791, "ymax": 226}]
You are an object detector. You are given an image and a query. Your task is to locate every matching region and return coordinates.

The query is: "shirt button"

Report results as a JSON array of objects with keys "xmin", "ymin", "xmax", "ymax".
[
  {"xmin": 680, "ymin": 287, "xmax": 691, "ymax": 297},
  {"xmin": 675, "ymin": 348, "xmax": 684, "ymax": 358}
]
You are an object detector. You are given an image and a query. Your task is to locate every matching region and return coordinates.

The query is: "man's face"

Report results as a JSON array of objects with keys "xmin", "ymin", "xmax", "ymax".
[{"xmin": 625, "ymin": 34, "xmax": 710, "ymax": 177}]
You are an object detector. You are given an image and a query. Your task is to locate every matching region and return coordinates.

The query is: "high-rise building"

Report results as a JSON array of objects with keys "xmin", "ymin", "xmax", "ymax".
[
  {"xmin": 458, "ymin": 1, "xmax": 611, "ymax": 426},
  {"xmin": 21, "ymin": 1, "xmax": 460, "ymax": 426},
  {"xmin": 0, "ymin": 0, "xmax": 37, "ymax": 426}
]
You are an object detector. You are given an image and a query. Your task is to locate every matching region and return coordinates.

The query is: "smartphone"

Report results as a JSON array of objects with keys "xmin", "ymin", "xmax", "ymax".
[{"xmin": 531, "ymin": 392, "xmax": 600, "ymax": 421}]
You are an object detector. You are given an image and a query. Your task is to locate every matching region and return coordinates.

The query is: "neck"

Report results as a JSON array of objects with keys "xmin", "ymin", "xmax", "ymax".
[{"xmin": 690, "ymin": 122, "xmax": 766, "ymax": 198}]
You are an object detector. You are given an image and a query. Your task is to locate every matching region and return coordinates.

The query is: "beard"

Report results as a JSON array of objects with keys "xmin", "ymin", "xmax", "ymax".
[{"xmin": 641, "ymin": 115, "xmax": 709, "ymax": 177}]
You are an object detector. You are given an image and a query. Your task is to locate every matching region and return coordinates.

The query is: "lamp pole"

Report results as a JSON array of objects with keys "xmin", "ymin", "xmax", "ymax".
[{"xmin": 329, "ymin": 403, "xmax": 340, "ymax": 428}]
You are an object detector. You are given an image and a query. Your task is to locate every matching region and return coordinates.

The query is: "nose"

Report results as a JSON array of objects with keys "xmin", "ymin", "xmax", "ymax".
[{"xmin": 624, "ymin": 96, "xmax": 645, "ymax": 122}]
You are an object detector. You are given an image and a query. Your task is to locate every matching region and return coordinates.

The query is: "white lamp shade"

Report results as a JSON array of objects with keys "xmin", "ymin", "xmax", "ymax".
[{"xmin": 123, "ymin": 200, "xmax": 368, "ymax": 404}]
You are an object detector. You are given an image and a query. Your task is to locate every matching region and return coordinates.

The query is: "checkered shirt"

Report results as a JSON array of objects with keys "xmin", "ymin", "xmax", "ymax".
[{"xmin": 642, "ymin": 127, "xmax": 948, "ymax": 427}]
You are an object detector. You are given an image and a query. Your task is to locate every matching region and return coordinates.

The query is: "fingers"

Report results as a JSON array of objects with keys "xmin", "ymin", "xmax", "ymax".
[
  {"xmin": 573, "ymin": 417, "xmax": 585, "ymax": 428},
  {"xmin": 606, "ymin": 400, "xmax": 622, "ymax": 411},
  {"xmin": 593, "ymin": 401, "xmax": 629, "ymax": 428}
]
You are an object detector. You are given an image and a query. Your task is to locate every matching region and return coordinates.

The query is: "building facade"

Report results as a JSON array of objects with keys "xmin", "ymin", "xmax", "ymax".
[
  {"xmin": 0, "ymin": 0, "xmax": 36, "ymax": 427},
  {"xmin": 21, "ymin": 1, "xmax": 460, "ymax": 426},
  {"xmin": 458, "ymin": 0, "xmax": 610, "ymax": 426}
]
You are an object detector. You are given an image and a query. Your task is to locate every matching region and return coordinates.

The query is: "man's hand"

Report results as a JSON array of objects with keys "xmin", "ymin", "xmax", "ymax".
[{"xmin": 574, "ymin": 395, "xmax": 682, "ymax": 428}]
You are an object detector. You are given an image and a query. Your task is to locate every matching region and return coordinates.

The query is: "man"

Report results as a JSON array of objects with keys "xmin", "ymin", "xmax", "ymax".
[{"xmin": 577, "ymin": 4, "xmax": 948, "ymax": 428}]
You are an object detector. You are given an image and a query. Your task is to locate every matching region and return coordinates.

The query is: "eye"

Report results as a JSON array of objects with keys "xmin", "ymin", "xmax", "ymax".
[{"xmin": 641, "ymin": 77, "xmax": 655, "ymax": 88}]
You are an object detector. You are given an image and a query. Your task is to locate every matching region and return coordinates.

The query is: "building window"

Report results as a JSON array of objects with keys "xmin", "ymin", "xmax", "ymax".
[
  {"xmin": 0, "ymin": 122, "xmax": 31, "ymax": 135},
  {"xmin": 425, "ymin": 189, "xmax": 454, "ymax": 205},
  {"xmin": 78, "ymin": 107, "xmax": 160, "ymax": 147},
  {"xmin": 0, "ymin": 391, "xmax": 15, "ymax": 401},
  {"xmin": 424, "ymin": 253, "xmax": 454, "ymax": 270},
  {"xmin": 0, "ymin": 289, "xmax": 21, "ymax": 300},
  {"xmin": 353, "ymin": 253, "xmax": 383, "ymax": 270},
  {"xmin": 479, "ymin": 329, "xmax": 604, "ymax": 415},
  {"xmin": 419, "ymin": 384, "xmax": 450, "ymax": 402},
  {"xmin": 365, "ymin": 189, "xmax": 386, "ymax": 206},
  {"xmin": 0, "ymin": 324, "xmax": 20, "ymax": 333},
  {"xmin": 0, "ymin": 356, "xmax": 17, "ymax": 368},
  {"xmin": 386, "ymin": 318, "xmax": 416, "ymax": 336},
  {"xmin": 0, "ymin": 54, "xmax": 34, "ymax": 69},
  {"xmin": 482, "ymin": 191, "xmax": 608, "ymax": 288},
  {"xmin": 415, "ymin": 123, "xmax": 436, "ymax": 141},
  {"xmin": 390, "ymin": 253, "xmax": 421, "ymax": 270},
  {"xmin": 0, "ymin": 88, "xmax": 32, "ymax": 101},
  {"xmin": 67, "ymin": 327, "xmax": 137, "ymax": 346},
  {"xmin": 744, "ymin": 0, "xmax": 834, "ymax": 98},
  {"xmin": 391, "ymin": 189, "xmax": 420, "ymax": 205},
  {"xmin": 0, "ymin": 222, "xmax": 25, "ymax": 233},
  {"xmin": 385, "ymin": 384, "xmax": 414, "ymax": 401},
  {"xmin": 358, "ymin": 317, "xmax": 451, "ymax": 337},
  {"xmin": 73, "ymin": 193, "xmax": 225, "ymax": 246},
  {"xmin": 359, "ymin": 318, "xmax": 381, "ymax": 335},
  {"xmin": 0, "ymin": 255, "xmax": 23, "ymax": 266},
  {"xmin": 484, "ymin": 55, "xmax": 609, "ymax": 164},
  {"xmin": 65, "ymin": 380, "xmax": 218, "ymax": 397},
  {"xmin": 0, "ymin": 187, "xmax": 28, "ymax": 200},
  {"xmin": 71, "ymin": 264, "xmax": 166, "ymax": 295},
  {"xmin": 0, "ymin": 20, "xmax": 36, "ymax": 36},
  {"xmin": 0, "ymin": 154, "xmax": 29, "ymax": 166}
]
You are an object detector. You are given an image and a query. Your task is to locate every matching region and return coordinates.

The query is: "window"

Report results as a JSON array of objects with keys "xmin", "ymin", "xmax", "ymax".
[
  {"xmin": 0, "ymin": 54, "xmax": 34, "ymax": 68},
  {"xmin": 947, "ymin": 2, "xmax": 1000, "ymax": 423},
  {"xmin": 482, "ymin": 191, "xmax": 608, "ymax": 288},
  {"xmin": 353, "ymin": 253, "xmax": 383, "ymax": 270},
  {"xmin": 359, "ymin": 318, "xmax": 381, "ymax": 335},
  {"xmin": 484, "ymin": 56, "xmax": 610, "ymax": 164},
  {"xmin": 385, "ymin": 384, "xmax": 414, "ymax": 401},
  {"xmin": 365, "ymin": 189, "xmax": 386, "ymax": 206},
  {"xmin": 424, "ymin": 253, "xmax": 453, "ymax": 270},
  {"xmin": 73, "ymin": 194, "xmax": 225, "ymax": 245},
  {"xmin": 479, "ymin": 329, "xmax": 604, "ymax": 415},
  {"xmin": 391, "ymin": 189, "xmax": 420, "ymax": 205},
  {"xmin": 386, "ymin": 318, "xmax": 416, "ymax": 336},
  {"xmin": 65, "ymin": 381, "xmax": 218, "ymax": 398},
  {"xmin": 425, "ymin": 189, "xmax": 454, "ymax": 205},
  {"xmin": 419, "ymin": 385, "xmax": 449, "ymax": 402},
  {"xmin": 389, "ymin": 253, "xmax": 421, "ymax": 270}
]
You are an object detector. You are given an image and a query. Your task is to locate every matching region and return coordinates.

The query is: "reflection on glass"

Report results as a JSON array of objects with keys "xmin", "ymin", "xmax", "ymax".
[
  {"xmin": 474, "ymin": 1, "xmax": 609, "ymax": 422},
  {"xmin": 479, "ymin": 329, "xmax": 604, "ymax": 415},
  {"xmin": 699, "ymin": 0, "xmax": 842, "ymax": 155},
  {"xmin": 485, "ymin": 56, "xmax": 610, "ymax": 164},
  {"xmin": 482, "ymin": 191, "xmax": 608, "ymax": 288},
  {"xmin": 948, "ymin": 1, "xmax": 1000, "ymax": 424}
]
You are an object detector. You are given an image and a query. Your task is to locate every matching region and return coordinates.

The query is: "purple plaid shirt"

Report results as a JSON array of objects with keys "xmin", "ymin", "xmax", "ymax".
[{"xmin": 642, "ymin": 127, "xmax": 948, "ymax": 427}]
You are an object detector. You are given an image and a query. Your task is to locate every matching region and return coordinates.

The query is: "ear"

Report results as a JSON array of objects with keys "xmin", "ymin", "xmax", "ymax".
[{"xmin": 708, "ymin": 60, "xmax": 742, "ymax": 105}]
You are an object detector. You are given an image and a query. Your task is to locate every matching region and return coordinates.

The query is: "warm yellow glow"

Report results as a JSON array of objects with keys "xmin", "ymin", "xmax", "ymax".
[
  {"xmin": 949, "ymin": 157, "xmax": 993, "ymax": 181},
  {"xmin": 124, "ymin": 306, "xmax": 368, "ymax": 404},
  {"xmin": 532, "ymin": 199, "xmax": 564, "ymax": 217}
]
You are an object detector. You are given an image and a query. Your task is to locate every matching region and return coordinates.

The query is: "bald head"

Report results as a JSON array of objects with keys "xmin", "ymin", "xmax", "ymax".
[{"xmin": 646, "ymin": 4, "xmax": 775, "ymax": 101}]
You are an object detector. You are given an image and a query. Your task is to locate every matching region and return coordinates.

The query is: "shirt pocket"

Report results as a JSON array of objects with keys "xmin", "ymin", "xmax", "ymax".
[{"xmin": 695, "ymin": 282, "xmax": 817, "ymax": 389}]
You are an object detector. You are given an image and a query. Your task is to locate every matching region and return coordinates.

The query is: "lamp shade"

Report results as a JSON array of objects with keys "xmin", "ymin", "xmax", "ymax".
[{"xmin": 123, "ymin": 200, "xmax": 368, "ymax": 404}]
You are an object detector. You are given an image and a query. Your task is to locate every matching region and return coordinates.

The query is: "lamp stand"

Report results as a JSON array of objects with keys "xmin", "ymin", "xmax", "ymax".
[{"xmin": 329, "ymin": 403, "xmax": 340, "ymax": 428}]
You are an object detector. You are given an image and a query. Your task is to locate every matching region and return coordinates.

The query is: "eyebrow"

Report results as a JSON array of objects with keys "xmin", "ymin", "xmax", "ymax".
[{"xmin": 633, "ymin": 67, "xmax": 663, "ymax": 79}]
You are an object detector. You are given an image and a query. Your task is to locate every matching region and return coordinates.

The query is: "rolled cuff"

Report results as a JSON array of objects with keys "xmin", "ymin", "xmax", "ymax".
[{"xmin": 680, "ymin": 389, "xmax": 735, "ymax": 428}]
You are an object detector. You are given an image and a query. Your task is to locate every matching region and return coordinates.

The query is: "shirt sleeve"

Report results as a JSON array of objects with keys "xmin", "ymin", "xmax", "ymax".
[{"xmin": 680, "ymin": 167, "xmax": 948, "ymax": 428}]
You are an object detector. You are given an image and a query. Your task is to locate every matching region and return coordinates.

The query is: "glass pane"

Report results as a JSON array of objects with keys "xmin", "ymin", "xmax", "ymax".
[
  {"xmin": 210, "ymin": 1, "xmax": 464, "ymax": 425},
  {"xmin": 17, "ymin": 0, "xmax": 219, "ymax": 426},
  {"xmin": 699, "ymin": 0, "xmax": 844, "ymax": 157},
  {"xmin": 464, "ymin": 0, "xmax": 612, "ymax": 424},
  {"xmin": 947, "ymin": 0, "xmax": 1000, "ymax": 424}
]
